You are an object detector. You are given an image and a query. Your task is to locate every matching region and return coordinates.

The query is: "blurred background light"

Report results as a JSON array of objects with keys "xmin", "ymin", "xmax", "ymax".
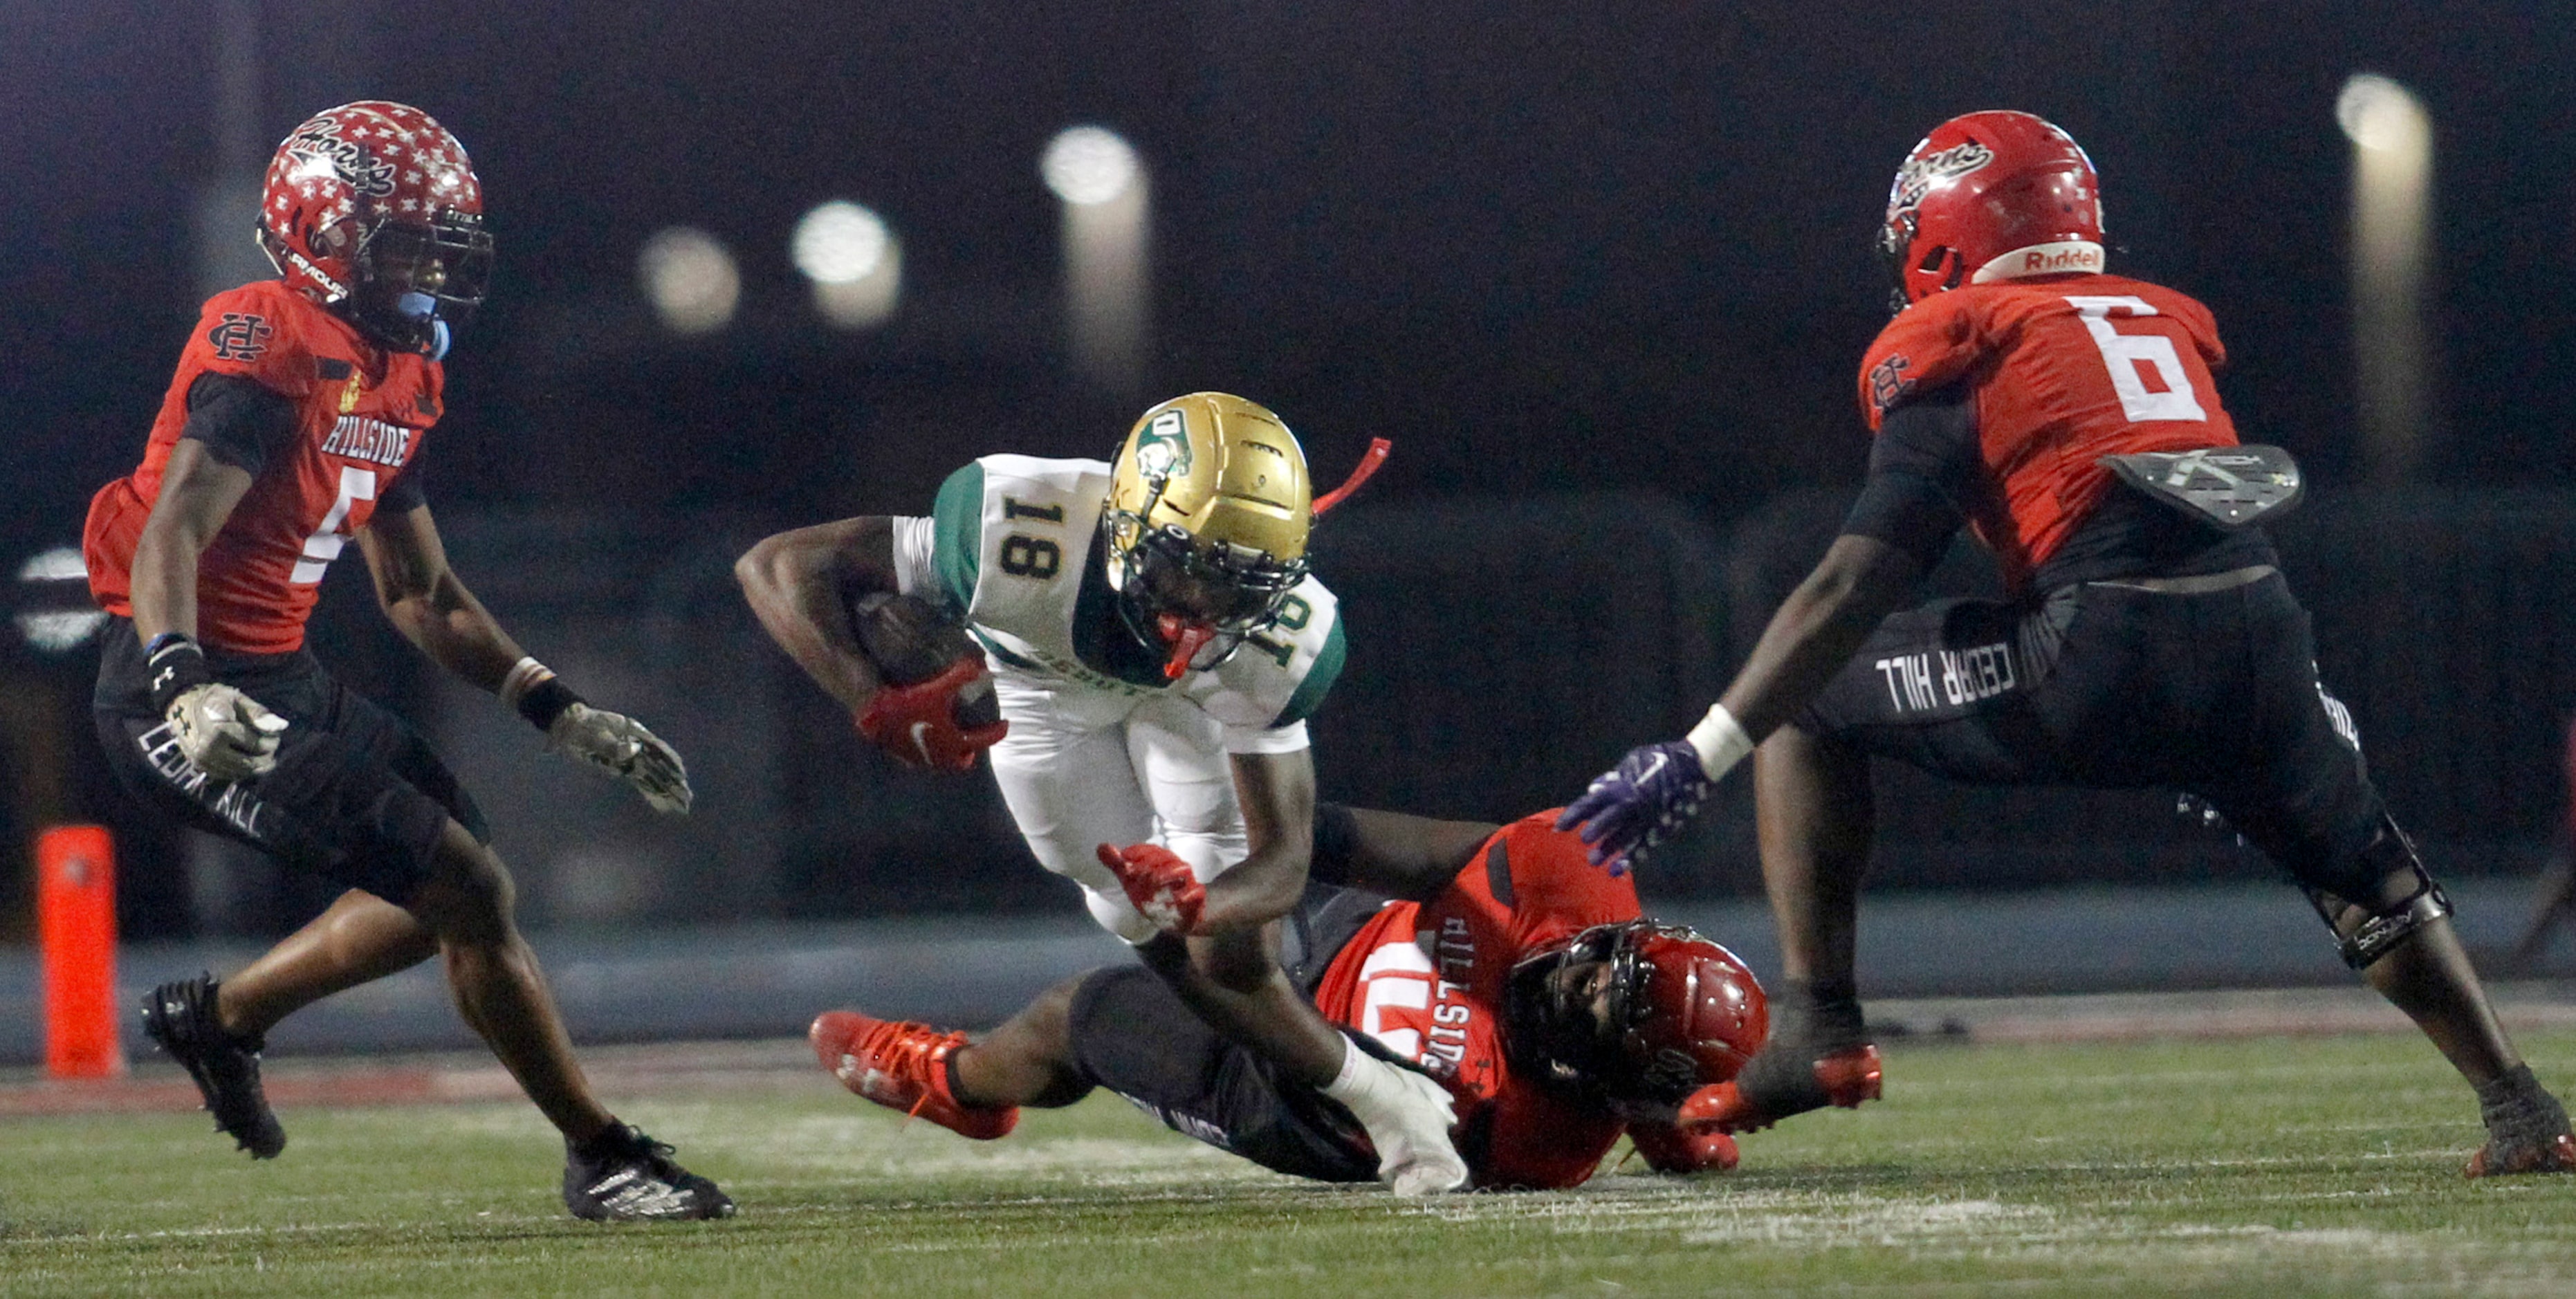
[
  {"xmin": 15, "ymin": 546, "xmax": 104, "ymax": 653},
  {"xmin": 1048, "ymin": 127, "xmax": 1150, "ymax": 395},
  {"xmin": 639, "ymin": 227, "xmax": 742, "ymax": 335},
  {"xmin": 794, "ymin": 201, "xmax": 903, "ymax": 329},
  {"xmin": 2337, "ymin": 73, "xmax": 2431, "ymax": 154},
  {"xmin": 2337, "ymin": 73, "xmax": 2434, "ymax": 483},
  {"xmin": 1041, "ymin": 126, "xmax": 1141, "ymax": 206},
  {"xmin": 792, "ymin": 201, "xmax": 891, "ymax": 284}
]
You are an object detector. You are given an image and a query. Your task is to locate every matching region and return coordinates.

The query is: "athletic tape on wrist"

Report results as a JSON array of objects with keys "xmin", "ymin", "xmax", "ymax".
[{"xmin": 1684, "ymin": 703, "xmax": 1756, "ymax": 780}]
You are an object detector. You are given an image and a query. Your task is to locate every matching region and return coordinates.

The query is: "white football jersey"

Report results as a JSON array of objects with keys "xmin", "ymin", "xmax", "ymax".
[{"xmin": 893, "ymin": 454, "xmax": 1345, "ymax": 753}]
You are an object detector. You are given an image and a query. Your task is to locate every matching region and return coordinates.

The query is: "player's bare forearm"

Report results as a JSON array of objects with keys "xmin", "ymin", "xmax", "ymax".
[
  {"xmin": 130, "ymin": 439, "xmax": 255, "ymax": 643},
  {"xmin": 1715, "ymin": 534, "xmax": 1923, "ymax": 741},
  {"xmin": 1200, "ymin": 749, "xmax": 1319, "ymax": 930},
  {"xmin": 1320, "ymin": 806, "xmax": 1500, "ymax": 902},
  {"xmin": 356, "ymin": 506, "xmax": 526, "ymax": 691},
  {"xmin": 735, "ymin": 518, "xmax": 898, "ymax": 713}
]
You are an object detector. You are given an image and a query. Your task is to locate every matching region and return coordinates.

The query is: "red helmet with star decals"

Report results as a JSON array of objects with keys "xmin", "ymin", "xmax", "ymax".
[
  {"xmin": 259, "ymin": 101, "xmax": 493, "ymax": 357},
  {"xmin": 1879, "ymin": 109, "xmax": 2104, "ymax": 310}
]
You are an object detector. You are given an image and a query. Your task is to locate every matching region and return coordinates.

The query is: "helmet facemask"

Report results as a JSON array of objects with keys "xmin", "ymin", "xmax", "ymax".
[
  {"xmin": 1504, "ymin": 919, "xmax": 1767, "ymax": 1105},
  {"xmin": 1107, "ymin": 504, "xmax": 1309, "ymax": 679},
  {"xmin": 344, "ymin": 212, "xmax": 494, "ymax": 359}
]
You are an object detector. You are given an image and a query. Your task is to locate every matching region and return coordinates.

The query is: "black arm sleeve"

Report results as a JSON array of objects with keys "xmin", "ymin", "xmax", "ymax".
[
  {"xmin": 377, "ymin": 463, "xmax": 425, "ymax": 513},
  {"xmin": 178, "ymin": 373, "xmax": 300, "ymax": 476},
  {"xmin": 1836, "ymin": 380, "xmax": 1982, "ymax": 571}
]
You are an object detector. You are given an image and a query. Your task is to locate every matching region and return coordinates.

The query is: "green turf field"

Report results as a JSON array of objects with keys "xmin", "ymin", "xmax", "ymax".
[{"xmin": 6, "ymin": 1029, "xmax": 2575, "ymax": 1297}]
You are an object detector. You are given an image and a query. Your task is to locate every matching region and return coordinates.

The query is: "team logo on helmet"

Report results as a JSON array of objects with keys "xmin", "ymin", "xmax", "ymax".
[
  {"xmin": 1132, "ymin": 409, "xmax": 1193, "ymax": 486},
  {"xmin": 1886, "ymin": 140, "xmax": 1994, "ymax": 223},
  {"xmin": 283, "ymin": 122, "xmax": 401, "ymax": 199}
]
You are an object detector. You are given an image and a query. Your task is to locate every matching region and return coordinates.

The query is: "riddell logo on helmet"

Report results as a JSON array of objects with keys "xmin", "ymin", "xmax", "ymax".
[
  {"xmin": 1974, "ymin": 241, "xmax": 2105, "ymax": 283},
  {"xmin": 2017, "ymin": 245, "xmax": 2102, "ymax": 274}
]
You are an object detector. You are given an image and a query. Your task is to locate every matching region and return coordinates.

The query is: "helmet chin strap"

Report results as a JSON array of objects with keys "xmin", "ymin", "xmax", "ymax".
[
  {"xmin": 1154, "ymin": 612, "xmax": 1217, "ymax": 681},
  {"xmin": 395, "ymin": 291, "xmax": 452, "ymax": 360}
]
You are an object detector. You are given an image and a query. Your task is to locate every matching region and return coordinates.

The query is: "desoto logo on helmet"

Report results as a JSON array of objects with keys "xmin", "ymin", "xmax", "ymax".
[
  {"xmin": 1133, "ymin": 409, "xmax": 1192, "ymax": 485},
  {"xmin": 1886, "ymin": 140, "xmax": 1995, "ymax": 219}
]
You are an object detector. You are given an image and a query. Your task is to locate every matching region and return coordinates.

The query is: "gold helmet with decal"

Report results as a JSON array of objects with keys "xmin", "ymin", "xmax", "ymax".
[{"xmin": 1103, "ymin": 392, "xmax": 1314, "ymax": 678}]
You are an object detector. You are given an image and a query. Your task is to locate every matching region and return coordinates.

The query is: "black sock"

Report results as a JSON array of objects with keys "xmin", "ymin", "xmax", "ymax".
[{"xmin": 2476, "ymin": 1066, "xmax": 2569, "ymax": 1142}]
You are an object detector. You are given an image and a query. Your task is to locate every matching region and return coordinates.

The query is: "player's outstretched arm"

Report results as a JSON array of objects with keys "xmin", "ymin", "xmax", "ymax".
[
  {"xmin": 1308, "ymin": 804, "xmax": 1501, "ymax": 902},
  {"xmin": 733, "ymin": 517, "xmax": 899, "ymax": 715},
  {"xmin": 1562, "ymin": 534, "xmax": 1923, "ymax": 869},
  {"xmin": 356, "ymin": 501, "xmax": 529, "ymax": 690},
  {"xmin": 359, "ymin": 503, "xmax": 692, "ymax": 813}
]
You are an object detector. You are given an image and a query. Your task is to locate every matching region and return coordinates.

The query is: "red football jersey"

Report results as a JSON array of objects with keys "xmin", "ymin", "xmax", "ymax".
[
  {"xmin": 1856, "ymin": 273, "xmax": 2241, "ymax": 592},
  {"xmin": 86, "ymin": 280, "xmax": 441, "ymax": 654},
  {"xmin": 1311, "ymin": 811, "xmax": 1641, "ymax": 1189}
]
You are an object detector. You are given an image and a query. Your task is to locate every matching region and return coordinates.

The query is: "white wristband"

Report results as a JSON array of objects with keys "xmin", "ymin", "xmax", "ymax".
[
  {"xmin": 1684, "ymin": 703, "xmax": 1756, "ymax": 782},
  {"xmin": 498, "ymin": 656, "xmax": 555, "ymax": 710}
]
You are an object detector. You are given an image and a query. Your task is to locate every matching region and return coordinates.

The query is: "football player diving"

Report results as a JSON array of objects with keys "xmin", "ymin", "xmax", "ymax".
[
  {"xmin": 1563, "ymin": 110, "xmax": 2575, "ymax": 1177},
  {"xmin": 807, "ymin": 803, "xmax": 1766, "ymax": 1189},
  {"xmin": 85, "ymin": 103, "xmax": 731, "ymax": 1217},
  {"xmin": 736, "ymin": 393, "xmax": 1473, "ymax": 1193}
]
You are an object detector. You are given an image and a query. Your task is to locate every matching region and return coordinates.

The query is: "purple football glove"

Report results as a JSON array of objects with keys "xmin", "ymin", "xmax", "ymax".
[{"xmin": 1555, "ymin": 739, "xmax": 1713, "ymax": 874}]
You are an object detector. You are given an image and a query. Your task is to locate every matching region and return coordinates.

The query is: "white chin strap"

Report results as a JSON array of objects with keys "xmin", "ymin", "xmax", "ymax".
[{"xmin": 1972, "ymin": 240, "xmax": 2105, "ymax": 284}]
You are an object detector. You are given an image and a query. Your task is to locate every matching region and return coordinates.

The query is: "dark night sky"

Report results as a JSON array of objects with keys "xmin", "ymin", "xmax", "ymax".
[{"xmin": 3, "ymin": 0, "xmax": 2570, "ymax": 553}]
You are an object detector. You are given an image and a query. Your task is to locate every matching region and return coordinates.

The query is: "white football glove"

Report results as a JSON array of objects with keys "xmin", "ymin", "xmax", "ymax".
[
  {"xmin": 166, "ymin": 683, "xmax": 288, "ymax": 782},
  {"xmin": 547, "ymin": 702, "xmax": 692, "ymax": 814}
]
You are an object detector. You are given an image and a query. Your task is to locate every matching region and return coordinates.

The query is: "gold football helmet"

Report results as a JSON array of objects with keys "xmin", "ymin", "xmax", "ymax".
[{"xmin": 1103, "ymin": 392, "xmax": 1313, "ymax": 677}]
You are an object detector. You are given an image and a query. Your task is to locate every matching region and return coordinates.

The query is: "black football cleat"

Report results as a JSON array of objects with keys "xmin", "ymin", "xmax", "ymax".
[
  {"xmin": 141, "ymin": 974, "xmax": 286, "ymax": 1160},
  {"xmin": 563, "ymin": 1123, "xmax": 737, "ymax": 1222}
]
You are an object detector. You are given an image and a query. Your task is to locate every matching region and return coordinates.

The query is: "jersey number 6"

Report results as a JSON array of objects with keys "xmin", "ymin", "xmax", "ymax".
[{"xmin": 2065, "ymin": 295, "xmax": 2210, "ymax": 424}]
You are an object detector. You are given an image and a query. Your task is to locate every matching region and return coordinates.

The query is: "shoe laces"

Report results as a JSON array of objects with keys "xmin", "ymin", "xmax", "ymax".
[{"xmin": 856, "ymin": 1019, "xmax": 964, "ymax": 1122}]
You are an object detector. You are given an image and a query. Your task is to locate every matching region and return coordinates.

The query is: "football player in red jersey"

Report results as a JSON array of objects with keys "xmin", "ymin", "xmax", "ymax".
[
  {"xmin": 806, "ymin": 804, "xmax": 1765, "ymax": 1188},
  {"xmin": 1564, "ymin": 110, "xmax": 2574, "ymax": 1176},
  {"xmin": 84, "ymin": 102, "xmax": 731, "ymax": 1219}
]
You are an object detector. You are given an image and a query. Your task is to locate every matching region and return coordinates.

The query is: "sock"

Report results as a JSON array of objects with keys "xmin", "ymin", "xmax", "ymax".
[
  {"xmin": 569, "ymin": 1121, "xmax": 632, "ymax": 1161},
  {"xmin": 2475, "ymin": 1065, "xmax": 2570, "ymax": 1144}
]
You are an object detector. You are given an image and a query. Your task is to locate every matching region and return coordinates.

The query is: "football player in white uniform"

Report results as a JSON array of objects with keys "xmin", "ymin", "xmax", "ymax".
[{"xmin": 737, "ymin": 392, "xmax": 1466, "ymax": 1195}]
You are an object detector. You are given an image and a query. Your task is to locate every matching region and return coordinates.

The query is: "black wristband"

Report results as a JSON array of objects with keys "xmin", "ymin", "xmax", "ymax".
[
  {"xmin": 145, "ymin": 634, "xmax": 214, "ymax": 715},
  {"xmin": 515, "ymin": 676, "xmax": 584, "ymax": 732}
]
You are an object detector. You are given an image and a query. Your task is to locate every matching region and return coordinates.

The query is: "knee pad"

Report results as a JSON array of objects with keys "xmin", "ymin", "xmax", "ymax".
[{"xmin": 2306, "ymin": 814, "xmax": 2451, "ymax": 970}]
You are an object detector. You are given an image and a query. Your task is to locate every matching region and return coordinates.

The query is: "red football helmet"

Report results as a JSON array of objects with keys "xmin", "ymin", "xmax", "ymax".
[
  {"xmin": 1879, "ymin": 109, "xmax": 2104, "ymax": 309},
  {"xmin": 259, "ymin": 101, "xmax": 493, "ymax": 357},
  {"xmin": 1505, "ymin": 919, "xmax": 1768, "ymax": 1103}
]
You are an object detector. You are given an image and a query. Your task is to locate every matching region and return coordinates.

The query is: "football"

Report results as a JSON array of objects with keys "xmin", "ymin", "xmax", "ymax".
[{"xmin": 849, "ymin": 591, "xmax": 1001, "ymax": 730}]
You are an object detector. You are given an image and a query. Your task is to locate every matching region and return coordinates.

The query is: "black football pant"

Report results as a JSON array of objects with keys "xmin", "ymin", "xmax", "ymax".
[{"xmin": 1796, "ymin": 570, "xmax": 2393, "ymax": 904}]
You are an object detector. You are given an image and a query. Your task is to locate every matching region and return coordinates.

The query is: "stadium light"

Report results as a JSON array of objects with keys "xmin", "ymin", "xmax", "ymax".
[
  {"xmin": 793, "ymin": 201, "xmax": 901, "ymax": 330},
  {"xmin": 16, "ymin": 547, "xmax": 104, "ymax": 653},
  {"xmin": 2336, "ymin": 73, "xmax": 2433, "ymax": 483},
  {"xmin": 1042, "ymin": 126, "xmax": 1150, "ymax": 395},
  {"xmin": 1042, "ymin": 127, "xmax": 1140, "ymax": 206},
  {"xmin": 639, "ymin": 227, "xmax": 741, "ymax": 335}
]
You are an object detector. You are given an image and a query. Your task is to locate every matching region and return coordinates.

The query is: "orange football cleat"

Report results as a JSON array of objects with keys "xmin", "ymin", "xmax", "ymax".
[
  {"xmin": 809, "ymin": 1009, "xmax": 1018, "ymax": 1140},
  {"xmin": 1678, "ymin": 1043, "xmax": 1884, "ymax": 1134}
]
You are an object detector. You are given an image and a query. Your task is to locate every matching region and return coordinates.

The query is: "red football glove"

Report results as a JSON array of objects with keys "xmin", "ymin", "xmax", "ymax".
[
  {"xmin": 1626, "ymin": 1122, "xmax": 1740, "ymax": 1174},
  {"xmin": 1095, "ymin": 842, "xmax": 1206, "ymax": 935},
  {"xmin": 856, "ymin": 657, "xmax": 1009, "ymax": 772}
]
